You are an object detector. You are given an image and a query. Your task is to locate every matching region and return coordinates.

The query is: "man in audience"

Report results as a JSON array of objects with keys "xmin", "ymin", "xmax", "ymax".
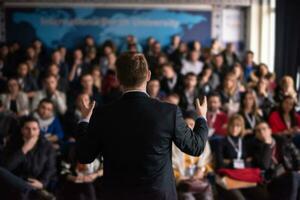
[
  {"xmin": 243, "ymin": 51, "xmax": 257, "ymax": 81},
  {"xmin": 179, "ymin": 72, "xmax": 200, "ymax": 112},
  {"xmin": 181, "ymin": 50, "xmax": 204, "ymax": 75},
  {"xmin": 207, "ymin": 92, "xmax": 228, "ymax": 137},
  {"xmin": 32, "ymin": 74, "xmax": 67, "ymax": 115},
  {"xmin": 160, "ymin": 63, "xmax": 183, "ymax": 95},
  {"xmin": 33, "ymin": 98, "xmax": 64, "ymax": 149},
  {"xmin": 221, "ymin": 43, "xmax": 239, "ymax": 68},
  {"xmin": 1, "ymin": 116, "xmax": 56, "ymax": 200},
  {"xmin": 251, "ymin": 121, "xmax": 300, "ymax": 200}
]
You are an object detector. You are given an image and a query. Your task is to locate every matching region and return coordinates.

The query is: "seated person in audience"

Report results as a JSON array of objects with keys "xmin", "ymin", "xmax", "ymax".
[
  {"xmin": 268, "ymin": 95, "xmax": 300, "ymax": 135},
  {"xmin": 90, "ymin": 66, "xmax": 102, "ymax": 93},
  {"xmin": 179, "ymin": 73, "xmax": 200, "ymax": 112},
  {"xmin": 59, "ymin": 140, "xmax": 103, "ymax": 200},
  {"xmin": 239, "ymin": 89, "xmax": 263, "ymax": 136},
  {"xmin": 172, "ymin": 111, "xmax": 213, "ymax": 200},
  {"xmin": 169, "ymin": 42, "xmax": 188, "ymax": 73},
  {"xmin": 249, "ymin": 63, "xmax": 273, "ymax": 84},
  {"xmin": 221, "ymin": 43, "xmax": 239, "ymax": 69},
  {"xmin": 215, "ymin": 114, "xmax": 262, "ymax": 200},
  {"xmin": 181, "ymin": 50, "xmax": 204, "ymax": 76},
  {"xmin": 255, "ymin": 78, "xmax": 276, "ymax": 119},
  {"xmin": 232, "ymin": 62, "xmax": 246, "ymax": 92},
  {"xmin": 242, "ymin": 50, "xmax": 257, "ymax": 81},
  {"xmin": 68, "ymin": 48, "xmax": 88, "ymax": 83},
  {"xmin": 163, "ymin": 92, "xmax": 180, "ymax": 106},
  {"xmin": 47, "ymin": 63, "xmax": 68, "ymax": 93},
  {"xmin": 212, "ymin": 54, "xmax": 228, "ymax": 84},
  {"xmin": 218, "ymin": 72, "xmax": 241, "ymax": 116},
  {"xmin": 146, "ymin": 79, "xmax": 165, "ymax": 100},
  {"xmin": 33, "ymin": 98, "xmax": 64, "ymax": 149},
  {"xmin": 0, "ymin": 100, "xmax": 19, "ymax": 153},
  {"xmin": 32, "ymin": 74, "xmax": 67, "ymax": 115},
  {"xmin": 78, "ymin": 73, "xmax": 102, "ymax": 106},
  {"xmin": 101, "ymin": 70, "xmax": 122, "ymax": 104},
  {"xmin": 16, "ymin": 62, "xmax": 38, "ymax": 98},
  {"xmin": 160, "ymin": 63, "xmax": 183, "ymax": 94},
  {"xmin": 0, "ymin": 77, "xmax": 29, "ymax": 116},
  {"xmin": 63, "ymin": 93, "xmax": 90, "ymax": 142},
  {"xmin": 274, "ymin": 75, "xmax": 298, "ymax": 102},
  {"xmin": 207, "ymin": 92, "xmax": 228, "ymax": 137},
  {"xmin": 251, "ymin": 121, "xmax": 300, "ymax": 200},
  {"xmin": 0, "ymin": 116, "xmax": 56, "ymax": 200},
  {"xmin": 198, "ymin": 65, "xmax": 220, "ymax": 94},
  {"xmin": 50, "ymin": 49, "xmax": 68, "ymax": 79}
]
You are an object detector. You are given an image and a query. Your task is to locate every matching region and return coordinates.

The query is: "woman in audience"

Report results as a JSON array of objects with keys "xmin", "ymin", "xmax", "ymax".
[
  {"xmin": 268, "ymin": 95, "xmax": 300, "ymax": 135},
  {"xmin": 47, "ymin": 63, "xmax": 68, "ymax": 93},
  {"xmin": 16, "ymin": 62, "xmax": 38, "ymax": 98},
  {"xmin": 239, "ymin": 89, "xmax": 263, "ymax": 136},
  {"xmin": 255, "ymin": 78, "xmax": 276, "ymax": 119},
  {"xmin": 0, "ymin": 77, "xmax": 29, "ymax": 116},
  {"xmin": 219, "ymin": 72, "xmax": 241, "ymax": 116},
  {"xmin": 172, "ymin": 111, "xmax": 213, "ymax": 200},
  {"xmin": 215, "ymin": 114, "xmax": 265, "ymax": 200},
  {"xmin": 1, "ymin": 116, "xmax": 56, "ymax": 200},
  {"xmin": 90, "ymin": 65, "xmax": 102, "ymax": 93},
  {"xmin": 232, "ymin": 62, "xmax": 246, "ymax": 92},
  {"xmin": 274, "ymin": 75, "xmax": 298, "ymax": 102}
]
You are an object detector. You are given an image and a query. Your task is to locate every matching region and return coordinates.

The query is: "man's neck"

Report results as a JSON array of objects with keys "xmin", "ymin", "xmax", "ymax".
[{"xmin": 123, "ymin": 86, "xmax": 147, "ymax": 93}]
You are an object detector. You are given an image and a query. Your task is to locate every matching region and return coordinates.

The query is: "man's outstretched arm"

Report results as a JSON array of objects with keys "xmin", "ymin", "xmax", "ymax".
[{"xmin": 173, "ymin": 98, "xmax": 208, "ymax": 156}]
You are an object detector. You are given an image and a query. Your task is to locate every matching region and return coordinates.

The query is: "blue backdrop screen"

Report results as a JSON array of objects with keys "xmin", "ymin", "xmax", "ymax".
[{"xmin": 5, "ymin": 7, "xmax": 212, "ymax": 49}]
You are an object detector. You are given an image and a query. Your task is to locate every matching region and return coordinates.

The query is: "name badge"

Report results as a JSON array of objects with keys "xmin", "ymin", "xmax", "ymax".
[{"xmin": 233, "ymin": 159, "xmax": 245, "ymax": 169}]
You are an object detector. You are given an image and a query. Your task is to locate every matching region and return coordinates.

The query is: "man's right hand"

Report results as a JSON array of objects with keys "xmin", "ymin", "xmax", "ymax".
[{"xmin": 195, "ymin": 96, "xmax": 207, "ymax": 118}]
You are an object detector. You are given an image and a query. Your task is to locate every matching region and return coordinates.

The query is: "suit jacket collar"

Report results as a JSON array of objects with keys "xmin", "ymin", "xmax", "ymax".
[{"xmin": 122, "ymin": 90, "xmax": 149, "ymax": 99}]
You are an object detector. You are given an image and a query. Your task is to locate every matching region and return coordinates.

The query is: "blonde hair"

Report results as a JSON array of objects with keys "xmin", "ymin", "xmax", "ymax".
[{"xmin": 227, "ymin": 114, "xmax": 245, "ymax": 137}]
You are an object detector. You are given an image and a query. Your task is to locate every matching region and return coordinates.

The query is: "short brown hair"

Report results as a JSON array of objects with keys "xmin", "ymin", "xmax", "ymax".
[{"xmin": 116, "ymin": 52, "xmax": 148, "ymax": 87}]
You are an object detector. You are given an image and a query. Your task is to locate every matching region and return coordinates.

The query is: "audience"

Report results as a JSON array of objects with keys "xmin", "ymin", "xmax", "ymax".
[{"xmin": 0, "ymin": 34, "xmax": 299, "ymax": 200}]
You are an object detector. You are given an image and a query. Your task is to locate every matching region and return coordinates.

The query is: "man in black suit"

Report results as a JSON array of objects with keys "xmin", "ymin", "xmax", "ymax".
[{"xmin": 76, "ymin": 52, "xmax": 208, "ymax": 200}]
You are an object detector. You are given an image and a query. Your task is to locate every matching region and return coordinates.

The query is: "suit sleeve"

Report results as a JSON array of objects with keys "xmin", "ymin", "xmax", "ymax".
[
  {"xmin": 75, "ymin": 109, "xmax": 102, "ymax": 164},
  {"xmin": 172, "ymin": 107, "xmax": 208, "ymax": 156}
]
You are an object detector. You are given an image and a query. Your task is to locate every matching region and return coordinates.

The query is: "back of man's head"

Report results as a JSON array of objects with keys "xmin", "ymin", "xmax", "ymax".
[{"xmin": 116, "ymin": 52, "xmax": 149, "ymax": 88}]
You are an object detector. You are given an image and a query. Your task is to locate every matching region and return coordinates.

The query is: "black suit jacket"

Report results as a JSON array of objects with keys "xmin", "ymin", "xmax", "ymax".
[{"xmin": 76, "ymin": 91, "xmax": 208, "ymax": 200}]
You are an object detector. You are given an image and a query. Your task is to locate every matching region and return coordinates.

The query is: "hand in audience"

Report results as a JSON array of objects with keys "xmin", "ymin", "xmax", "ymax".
[
  {"xmin": 193, "ymin": 167, "xmax": 205, "ymax": 180},
  {"xmin": 27, "ymin": 178, "xmax": 43, "ymax": 189},
  {"xmin": 83, "ymin": 173, "xmax": 99, "ymax": 183},
  {"xmin": 79, "ymin": 97, "xmax": 96, "ymax": 121},
  {"xmin": 195, "ymin": 96, "xmax": 207, "ymax": 118}
]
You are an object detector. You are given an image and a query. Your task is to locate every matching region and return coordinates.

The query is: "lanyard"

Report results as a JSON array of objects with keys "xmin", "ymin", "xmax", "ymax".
[
  {"xmin": 227, "ymin": 136, "xmax": 243, "ymax": 159},
  {"xmin": 245, "ymin": 113, "xmax": 256, "ymax": 128}
]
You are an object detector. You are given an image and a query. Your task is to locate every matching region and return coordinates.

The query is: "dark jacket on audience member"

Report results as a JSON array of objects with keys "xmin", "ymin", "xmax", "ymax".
[
  {"xmin": 1, "ymin": 135, "xmax": 56, "ymax": 187},
  {"xmin": 215, "ymin": 135, "xmax": 252, "ymax": 169},
  {"xmin": 249, "ymin": 135, "xmax": 300, "ymax": 180},
  {"xmin": 160, "ymin": 74, "xmax": 183, "ymax": 95},
  {"xmin": 76, "ymin": 91, "xmax": 208, "ymax": 200}
]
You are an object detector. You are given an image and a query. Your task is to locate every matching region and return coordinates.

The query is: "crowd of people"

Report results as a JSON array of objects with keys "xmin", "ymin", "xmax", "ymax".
[{"xmin": 0, "ymin": 34, "xmax": 300, "ymax": 200}]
